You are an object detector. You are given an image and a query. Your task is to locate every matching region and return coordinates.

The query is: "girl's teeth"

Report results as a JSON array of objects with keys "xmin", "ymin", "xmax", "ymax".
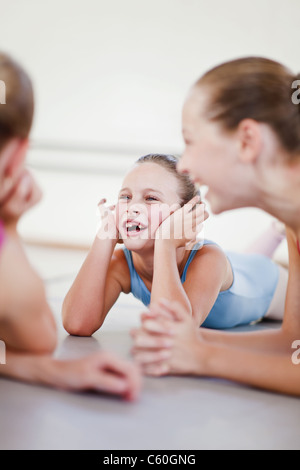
[{"xmin": 127, "ymin": 225, "xmax": 140, "ymax": 232}]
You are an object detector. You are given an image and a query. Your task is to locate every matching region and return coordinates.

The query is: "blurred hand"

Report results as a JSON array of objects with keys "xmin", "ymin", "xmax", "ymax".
[
  {"xmin": 0, "ymin": 168, "xmax": 42, "ymax": 227},
  {"xmin": 55, "ymin": 350, "xmax": 142, "ymax": 400},
  {"xmin": 131, "ymin": 299, "xmax": 204, "ymax": 376}
]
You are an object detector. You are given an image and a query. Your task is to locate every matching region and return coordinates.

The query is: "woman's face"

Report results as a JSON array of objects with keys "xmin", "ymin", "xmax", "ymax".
[
  {"xmin": 178, "ymin": 87, "xmax": 249, "ymax": 214},
  {"xmin": 116, "ymin": 162, "xmax": 181, "ymax": 251}
]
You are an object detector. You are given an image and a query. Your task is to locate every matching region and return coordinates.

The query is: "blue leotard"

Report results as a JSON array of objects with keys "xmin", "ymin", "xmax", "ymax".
[{"xmin": 122, "ymin": 240, "xmax": 279, "ymax": 329}]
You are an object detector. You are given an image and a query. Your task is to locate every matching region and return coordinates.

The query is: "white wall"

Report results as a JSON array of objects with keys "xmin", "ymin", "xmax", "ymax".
[{"xmin": 0, "ymin": 0, "xmax": 298, "ymax": 259}]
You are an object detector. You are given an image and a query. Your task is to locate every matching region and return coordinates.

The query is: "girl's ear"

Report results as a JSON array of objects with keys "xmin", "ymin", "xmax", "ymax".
[{"xmin": 236, "ymin": 119, "xmax": 262, "ymax": 165}]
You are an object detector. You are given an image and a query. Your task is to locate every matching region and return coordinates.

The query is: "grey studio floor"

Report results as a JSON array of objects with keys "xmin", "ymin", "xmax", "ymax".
[{"xmin": 0, "ymin": 245, "xmax": 300, "ymax": 451}]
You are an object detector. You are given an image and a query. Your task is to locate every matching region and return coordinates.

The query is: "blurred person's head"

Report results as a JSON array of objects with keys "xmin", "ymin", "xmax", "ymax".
[{"xmin": 0, "ymin": 52, "xmax": 40, "ymax": 219}]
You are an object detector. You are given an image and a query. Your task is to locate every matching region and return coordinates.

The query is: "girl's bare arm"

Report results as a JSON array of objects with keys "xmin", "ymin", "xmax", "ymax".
[{"xmin": 62, "ymin": 239, "xmax": 129, "ymax": 336}]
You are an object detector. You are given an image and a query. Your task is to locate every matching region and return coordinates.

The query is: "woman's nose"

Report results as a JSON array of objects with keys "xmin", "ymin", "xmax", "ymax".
[{"xmin": 176, "ymin": 154, "xmax": 190, "ymax": 175}]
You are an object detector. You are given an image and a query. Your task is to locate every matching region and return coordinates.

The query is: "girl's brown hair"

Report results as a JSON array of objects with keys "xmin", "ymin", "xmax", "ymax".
[
  {"xmin": 0, "ymin": 52, "xmax": 34, "ymax": 151},
  {"xmin": 136, "ymin": 153, "xmax": 200, "ymax": 205},
  {"xmin": 195, "ymin": 57, "xmax": 300, "ymax": 157}
]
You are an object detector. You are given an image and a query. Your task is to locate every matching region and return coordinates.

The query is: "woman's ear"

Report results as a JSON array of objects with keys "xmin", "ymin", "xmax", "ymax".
[{"xmin": 236, "ymin": 119, "xmax": 262, "ymax": 165}]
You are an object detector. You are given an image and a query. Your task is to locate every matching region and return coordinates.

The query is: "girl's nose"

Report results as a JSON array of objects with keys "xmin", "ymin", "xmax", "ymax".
[{"xmin": 127, "ymin": 203, "xmax": 141, "ymax": 216}]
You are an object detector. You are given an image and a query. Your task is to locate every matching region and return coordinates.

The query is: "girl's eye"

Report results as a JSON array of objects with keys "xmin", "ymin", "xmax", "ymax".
[
  {"xmin": 146, "ymin": 196, "xmax": 159, "ymax": 202},
  {"xmin": 119, "ymin": 195, "xmax": 131, "ymax": 201}
]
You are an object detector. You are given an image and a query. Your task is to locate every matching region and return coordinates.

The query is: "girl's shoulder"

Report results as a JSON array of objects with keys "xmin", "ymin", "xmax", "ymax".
[
  {"xmin": 193, "ymin": 239, "xmax": 225, "ymax": 255},
  {"xmin": 183, "ymin": 240, "xmax": 232, "ymax": 291},
  {"xmin": 186, "ymin": 240, "xmax": 229, "ymax": 275},
  {"xmin": 191, "ymin": 239, "xmax": 225, "ymax": 259}
]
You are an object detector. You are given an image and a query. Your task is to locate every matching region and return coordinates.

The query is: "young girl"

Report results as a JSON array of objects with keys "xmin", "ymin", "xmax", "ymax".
[
  {"xmin": 62, "ymin": 153, "xmax": 287, "ymax": 336},
  {"xmin": 0, "ymin": 51, "xmax": 140, "ymax": 400}
]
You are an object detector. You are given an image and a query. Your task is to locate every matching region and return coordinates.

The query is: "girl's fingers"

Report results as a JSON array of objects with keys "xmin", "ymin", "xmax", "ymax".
[
  {"xmin": 142, "ymin": 363, "xmax": 170, "ymax": 377},
  {"xmin": 185, "ymin": 195, "xmax": 202, "ymax": 213},
  {"xmin": 188, "ymin": 195, "xmax": 201, "ymax": 206},
  {"xmin": 185, "ymin": 238, "xmax": 198, "ymax": 250},
  {"xmin": 133, "ymin": 331, "xmax": 173, "ymax": 349},
  {"xmin": 97, "ymin": 200, "xmax": 106, "ymax": 216},
  {"xmin": 192, "ymin": 204, "xmax": 206, "ymax": 224},
  {"xmin": 132, "ymin": 348, "xmax": 171, "ymax": 365},
  {"xmin": 155, "ymin": 299, "xmax": 188, "ymax": 322},
  {"xmin": 141, "ymin": 305, "xmax": 174, "ymax": 322},
  {"xmin": 142, "ymin": 319, "xmax": 174, "ymax": 335},
  {"xmin": 149, "ymin": 301, "xmax": 178, "ymax": 321},
  {"xmin": 98, "ymin": 198, "xmax": 107, "ymax": 206}
]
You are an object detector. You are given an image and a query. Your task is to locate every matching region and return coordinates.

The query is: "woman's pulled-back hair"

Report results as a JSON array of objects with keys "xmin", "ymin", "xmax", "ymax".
[
  {"xmin": 195, "ymin": 57, "xmax": 300, "ymax": 157},
  {"xmin": 0, "ymin": 52, "xmax": 34, "ymax": 151},
  {"xmin": 136, "ymin": 153, "xmax": 200, "ymax": 205}
]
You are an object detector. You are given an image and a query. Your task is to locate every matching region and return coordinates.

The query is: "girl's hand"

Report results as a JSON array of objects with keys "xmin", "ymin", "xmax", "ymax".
[
  {"xmin": 97, "ymin": 198, "xmax": 122, "ymax": 243},
  {"xmin": 0, "ymin": 169, "xmax": 42, "ymax": 228},
  {"xmin": 155, "ymin": 196, "xmax": 208, "ymax": 249},
  {"xmin": 130, "ymin": 299, "xmax": 205, "ymax": 376}
]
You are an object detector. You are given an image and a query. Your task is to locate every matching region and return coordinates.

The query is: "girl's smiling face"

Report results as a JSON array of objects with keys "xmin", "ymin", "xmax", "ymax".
[{"xmin": 117, "ymin": 162, "xmax": 181, "ymax": 250}]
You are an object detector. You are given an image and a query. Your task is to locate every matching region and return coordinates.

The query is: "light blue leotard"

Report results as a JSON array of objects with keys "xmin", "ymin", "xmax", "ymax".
[{"xmin": 122, "ymin": 240, "xmax": 279, "ymax": 329}]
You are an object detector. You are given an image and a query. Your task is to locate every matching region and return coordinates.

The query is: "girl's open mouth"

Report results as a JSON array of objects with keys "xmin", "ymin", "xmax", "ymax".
[
  {"xmin": 124, "ymin": 220, "xmax": 148, "ymax": 236},
  {"xmin": 126, "ymin": 222, "xmax": 147, "ymax": 232}
]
